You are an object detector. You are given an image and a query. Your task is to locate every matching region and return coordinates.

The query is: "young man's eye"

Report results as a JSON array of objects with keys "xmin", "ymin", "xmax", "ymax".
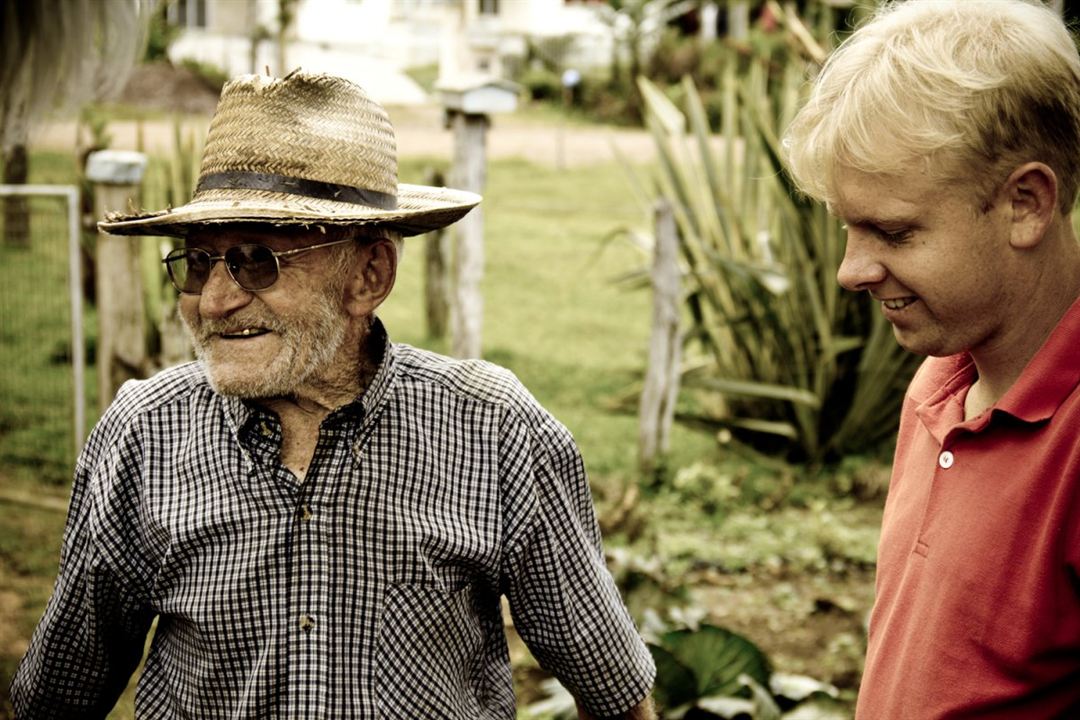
[{"xmin": 876, "ymin": 227, "xmax": 912, "ymax": 245}]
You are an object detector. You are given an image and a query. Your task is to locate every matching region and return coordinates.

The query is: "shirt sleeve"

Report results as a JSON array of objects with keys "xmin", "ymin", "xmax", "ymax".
[
  {"xmin": 10, "ymin": 417, "xmax": 156, "ymax": 718},
  {"xmin": 499, "ymin": 408, "xmax": 655, "ymax": 718}
]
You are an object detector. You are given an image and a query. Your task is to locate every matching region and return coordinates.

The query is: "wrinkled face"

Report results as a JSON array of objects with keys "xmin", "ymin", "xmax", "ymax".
[
  {"xmin": 832, "ymin": 166, "xmax": 1016, "ymax": 358},
  {"xmin": 178, "ymin": 226, "xmax": 353, "ymax": 399}
]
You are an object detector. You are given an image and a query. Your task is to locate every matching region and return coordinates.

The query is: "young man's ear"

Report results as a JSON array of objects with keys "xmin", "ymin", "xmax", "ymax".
[
  {"xmin": 1005, "ymin": 162, "xmax": 1058, "ymax": 249},
  {"xmin": 344, "ymin": 237, "xmax": 398, "ymax": 318}
]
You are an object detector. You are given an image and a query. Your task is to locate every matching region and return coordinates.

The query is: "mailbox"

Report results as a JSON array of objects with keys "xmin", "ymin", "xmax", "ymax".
[{"xmin": 437, "ymin": 76, "xmax": 520, "ymax": 115}]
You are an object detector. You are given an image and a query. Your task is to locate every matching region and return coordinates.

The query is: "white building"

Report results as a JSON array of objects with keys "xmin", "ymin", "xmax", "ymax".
[{"xmin": 167, "ymin": 0, "xmax": 614, "ymax": 105}]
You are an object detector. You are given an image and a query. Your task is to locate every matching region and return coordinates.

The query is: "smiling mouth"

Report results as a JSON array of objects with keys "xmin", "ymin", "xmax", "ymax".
[
  {"xmin": 219, "ymin": 328, "xmax": 271, "ymax": 339},
  {"xmin": 881, "ymin": 297, "xmax": 917, "ymax": 311}
]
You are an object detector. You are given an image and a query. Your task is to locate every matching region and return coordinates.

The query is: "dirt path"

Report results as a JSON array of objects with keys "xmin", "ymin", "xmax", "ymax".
[{"xmin": 30, "ymin": 104, "xmax": 662, "ymax": 169}]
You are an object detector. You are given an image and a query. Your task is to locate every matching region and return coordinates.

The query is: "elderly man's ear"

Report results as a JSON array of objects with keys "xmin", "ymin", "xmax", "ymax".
[{"xmin": 343, "ymin": 237, "xmax": 398, "ymax": 318}]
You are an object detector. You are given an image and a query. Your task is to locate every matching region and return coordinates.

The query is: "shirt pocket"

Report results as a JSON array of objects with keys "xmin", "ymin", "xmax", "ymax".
[{"xmin": 375, "ymin": 581, "xmax": 486, "ymax": 719}]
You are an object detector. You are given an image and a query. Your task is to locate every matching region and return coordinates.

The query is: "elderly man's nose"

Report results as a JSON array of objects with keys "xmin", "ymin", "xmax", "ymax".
[
  {"xmin": 199, "ymin": 261, "xmax": 252, "ymax": 317},
  {"xmin": 836, "ymin": 235, "xmax": 887, "ymax": 292}
]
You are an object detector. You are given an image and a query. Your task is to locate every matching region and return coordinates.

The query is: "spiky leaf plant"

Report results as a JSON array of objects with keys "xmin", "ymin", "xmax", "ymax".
[{"xmin": 633, "ymin": 54, "xmax": 920, "ymax": 462}]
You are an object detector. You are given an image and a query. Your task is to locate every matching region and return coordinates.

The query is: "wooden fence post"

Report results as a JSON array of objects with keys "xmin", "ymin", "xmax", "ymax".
[
  {"xmin": 86, "ymin": 150, "xmax": 148, "ymax": 411},
  {"xmin": 639, "ymin": 199, "xmax": 682, "ymax": 474},
  {"xmin": 424, "ymin": 167, "xmax": 451, "ymax": 340},
  {"xmin": 449, "ymin": 110, "xmax": 488, "ymax": 359}
]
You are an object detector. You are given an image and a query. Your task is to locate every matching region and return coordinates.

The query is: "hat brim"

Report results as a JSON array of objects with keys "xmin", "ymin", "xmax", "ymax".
[{"xmin": 97, "ymin": 183, "xmax": 481, "ymax": 237}]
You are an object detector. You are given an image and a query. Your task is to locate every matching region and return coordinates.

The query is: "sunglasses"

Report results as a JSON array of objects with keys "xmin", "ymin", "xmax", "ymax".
[{"xmin": 162, "ymin": 237, "xmax": 355, "ymax": 294}]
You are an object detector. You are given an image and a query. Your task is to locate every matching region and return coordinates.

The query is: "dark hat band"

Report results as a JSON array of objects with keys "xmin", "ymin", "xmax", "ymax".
[{"xmin": 196, "ymin": 171, "xmax": 398, "ymax": 210}]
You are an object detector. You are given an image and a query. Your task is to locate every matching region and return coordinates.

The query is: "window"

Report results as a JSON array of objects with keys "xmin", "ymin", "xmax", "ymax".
[{"xmin": 168, "ymin": 0, "xmax": 208, "ymax": 28}]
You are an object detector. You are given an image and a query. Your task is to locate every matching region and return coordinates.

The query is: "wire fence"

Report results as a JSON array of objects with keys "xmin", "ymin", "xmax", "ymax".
[{"xmin": 0, "ymin": 186, "xmax": 87, "ymax": 484}]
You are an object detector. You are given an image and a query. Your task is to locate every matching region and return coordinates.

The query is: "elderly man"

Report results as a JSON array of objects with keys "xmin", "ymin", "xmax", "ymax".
[
  {"xmin": 783, "ymin": 1, "xmax": 1080, "ymax": 718},
  {"xmin": 12, "ymin": 72, "xmax": 655, "ymax": 719}
]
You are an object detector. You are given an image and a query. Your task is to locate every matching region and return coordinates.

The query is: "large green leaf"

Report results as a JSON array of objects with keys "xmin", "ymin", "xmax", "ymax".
[
  {"xmin": 660, "ymin": 625, "xmax": 771, "ymax": 699},
  {"xmin": 685, "ymin": 375, "xmax": 821, "ymax": 408},
  {"xmin": 648, "ymin": 643, "xmax": 700, "ymax": 710}
]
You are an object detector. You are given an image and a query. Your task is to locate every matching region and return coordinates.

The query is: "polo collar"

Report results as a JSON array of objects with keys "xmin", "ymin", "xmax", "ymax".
[
  {"xmin": 916, "ymin": 295, "xmax": 1080, "ymax": 441},
  {"xmin": 994, "ymin": 294, "xmax": 1080, "ymax": 424}
]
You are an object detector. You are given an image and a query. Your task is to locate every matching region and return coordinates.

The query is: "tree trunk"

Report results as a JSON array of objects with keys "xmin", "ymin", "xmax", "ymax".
[
  {"xmin": 2, "ymin": 142, "xmax": 30, "ymax": 247},
  {"xmin": 276, "ymin": 0, "xmax": 295, "ymax": 74}
]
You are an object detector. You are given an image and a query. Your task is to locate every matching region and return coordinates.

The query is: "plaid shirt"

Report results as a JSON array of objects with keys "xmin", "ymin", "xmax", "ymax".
[{"xmin": 12, "ymin": 322, "xmax": 654, "ymax": 718}]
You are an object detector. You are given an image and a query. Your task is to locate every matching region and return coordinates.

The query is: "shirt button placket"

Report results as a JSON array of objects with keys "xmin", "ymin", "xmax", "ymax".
[
  {"xmin": 297, "ymin": 502, "xmax": 316, "ymax": 637},
  {"xmin": 289, "ymin": 485, "xmax": 328, "ymax": 713}
]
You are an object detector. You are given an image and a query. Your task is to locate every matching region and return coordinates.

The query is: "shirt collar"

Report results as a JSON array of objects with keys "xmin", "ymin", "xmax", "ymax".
[
  {"xmin": 994, "ymin": 294, "xmax": 1080, "ymax": 423},
  {"xmin": 358, "ymin": 317, "xmax": 397, "ymax": 421},
  {"xmin": 916, "ymin": 294, "xmax": 1080, "ymax": 440},
  {"xmin": 915, "ymin": 356, "xmax": 975, "ymax": 443}
]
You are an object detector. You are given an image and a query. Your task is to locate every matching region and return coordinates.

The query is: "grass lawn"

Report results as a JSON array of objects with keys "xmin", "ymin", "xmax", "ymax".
[{"xmin": 0, "ymin": 149, "xmax": 883, "ymax": 718}]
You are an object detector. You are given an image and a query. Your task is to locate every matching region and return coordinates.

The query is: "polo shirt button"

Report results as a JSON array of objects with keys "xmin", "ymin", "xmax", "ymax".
[{"xmin": 939, "ymin": 450, "xmax": 954, "ymax": 469}]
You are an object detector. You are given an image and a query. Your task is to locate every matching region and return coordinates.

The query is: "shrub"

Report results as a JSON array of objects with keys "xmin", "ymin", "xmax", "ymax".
[
  {"xmin": 144, "ymin": 3, "xmax": 182, "ymax": 63},
  {"xmin": 518, "ymin": 65, "xmax": 562, "ymax": 102},
  {"xmin": 630, "ymin": 50, "xmax": 921, "ymax": 463}
]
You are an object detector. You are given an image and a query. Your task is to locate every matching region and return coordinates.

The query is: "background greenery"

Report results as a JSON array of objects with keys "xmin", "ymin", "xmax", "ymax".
[
  {"xmin": 1, "ymin": 141, "xmax": 883, "ymax": 718},
  {"xmin": 0, "ymin": 2, "xmax": 903, "ymax": 716}
]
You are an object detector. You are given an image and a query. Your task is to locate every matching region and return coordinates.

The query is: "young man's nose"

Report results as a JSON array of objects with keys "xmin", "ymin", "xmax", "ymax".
[
  {"xmin": 836, "ymin": 233, "xmax": 888, "ymax": 292},
  {"xmin": 198, "ymin": 261, "xmax": 253, "ymax": 318}
]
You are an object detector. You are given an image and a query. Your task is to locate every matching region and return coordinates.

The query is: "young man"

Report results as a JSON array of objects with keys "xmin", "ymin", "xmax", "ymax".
[
  {"xmin": 11, "ymin": 72, "xmax": 656, "ymax": 719},
  {"xmin": 783, "ymin": 1, "xmax": 1080, "ymax": 717}
]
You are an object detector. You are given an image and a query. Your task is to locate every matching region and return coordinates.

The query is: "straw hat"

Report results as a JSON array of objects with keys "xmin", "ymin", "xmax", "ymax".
[{"xmin": 98, "ymin": 71, "xmax": 481, "ymax": 237}]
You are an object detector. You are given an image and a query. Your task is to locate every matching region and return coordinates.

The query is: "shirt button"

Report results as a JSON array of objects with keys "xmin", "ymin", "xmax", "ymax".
[
  {"xmin": 939, "ymin": 450, "xmax": 955, "ymax": 469},
  {"xmin": 300, "ymin": 504, "xmax": 313, "ymax": 522},
  {"xmin": 259, "ymin": 422, "xmax": 272, "ymax": 437},
  {"xmin": 299, "ymin": 614, "xmax": 315, "ymax": 632}
]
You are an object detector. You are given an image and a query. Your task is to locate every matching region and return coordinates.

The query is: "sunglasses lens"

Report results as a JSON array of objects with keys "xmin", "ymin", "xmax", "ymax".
[
  {"xmin": 226, "ymin": 244, "xmax": 279, "ymax": 291},
  {"xmin": 164, "ymin": 243, "xmax": 283, "ymax": 294},
  {"xmin": 165, "ymin": 248, "xmax": 212, "ymax": 294}
]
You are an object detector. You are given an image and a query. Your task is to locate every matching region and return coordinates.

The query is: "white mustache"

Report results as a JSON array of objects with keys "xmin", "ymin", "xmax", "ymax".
[{"xmin": 193, "ymin": 315, "xmax": 288, "ymax": 343}]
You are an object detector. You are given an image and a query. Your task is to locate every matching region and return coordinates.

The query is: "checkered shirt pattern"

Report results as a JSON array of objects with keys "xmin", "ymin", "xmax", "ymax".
[{"xmin": 11, "ymin": 322, "xmax": 655, "ymax": 718}]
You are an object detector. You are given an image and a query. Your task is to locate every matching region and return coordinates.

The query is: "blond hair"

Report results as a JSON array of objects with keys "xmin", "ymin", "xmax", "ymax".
[{"xmin": 782, "ymin": 0, "xmax": 1080, "ymax": 212}]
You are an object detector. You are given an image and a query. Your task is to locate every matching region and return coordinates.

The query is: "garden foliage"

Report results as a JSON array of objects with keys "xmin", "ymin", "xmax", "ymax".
[{"xmin": 632, "ymin": 52, "xmax": 921, "ymax": 462}]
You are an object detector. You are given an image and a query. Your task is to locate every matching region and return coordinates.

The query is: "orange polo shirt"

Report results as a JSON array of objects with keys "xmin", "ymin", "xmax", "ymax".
[{"xmin": 855, "ymin": 296, "xmax": 1080, "ymax": 719}]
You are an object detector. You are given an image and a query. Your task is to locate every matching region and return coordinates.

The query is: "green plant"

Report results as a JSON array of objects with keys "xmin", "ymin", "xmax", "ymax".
[
  {"xmin": 144, "ymin": 2, "xmax": 182, "ymax": 62},
  {"xmin": 138, "ymin": 117, "xmax": 204, "ymax": 368},
  {"xmin": 628, "ymin": 53, "xmax": 921, "ymax": 463},
  {"xmin": 523, "ymin": 616, "xmax": 842, "ymax": 720},
  {"xmin": 648, "ymin": 619, "xmax": 844, "ymax": 719},
  {"xmin": 519, "ymin": 66, "xmax": 562, "ymax": 102}
]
